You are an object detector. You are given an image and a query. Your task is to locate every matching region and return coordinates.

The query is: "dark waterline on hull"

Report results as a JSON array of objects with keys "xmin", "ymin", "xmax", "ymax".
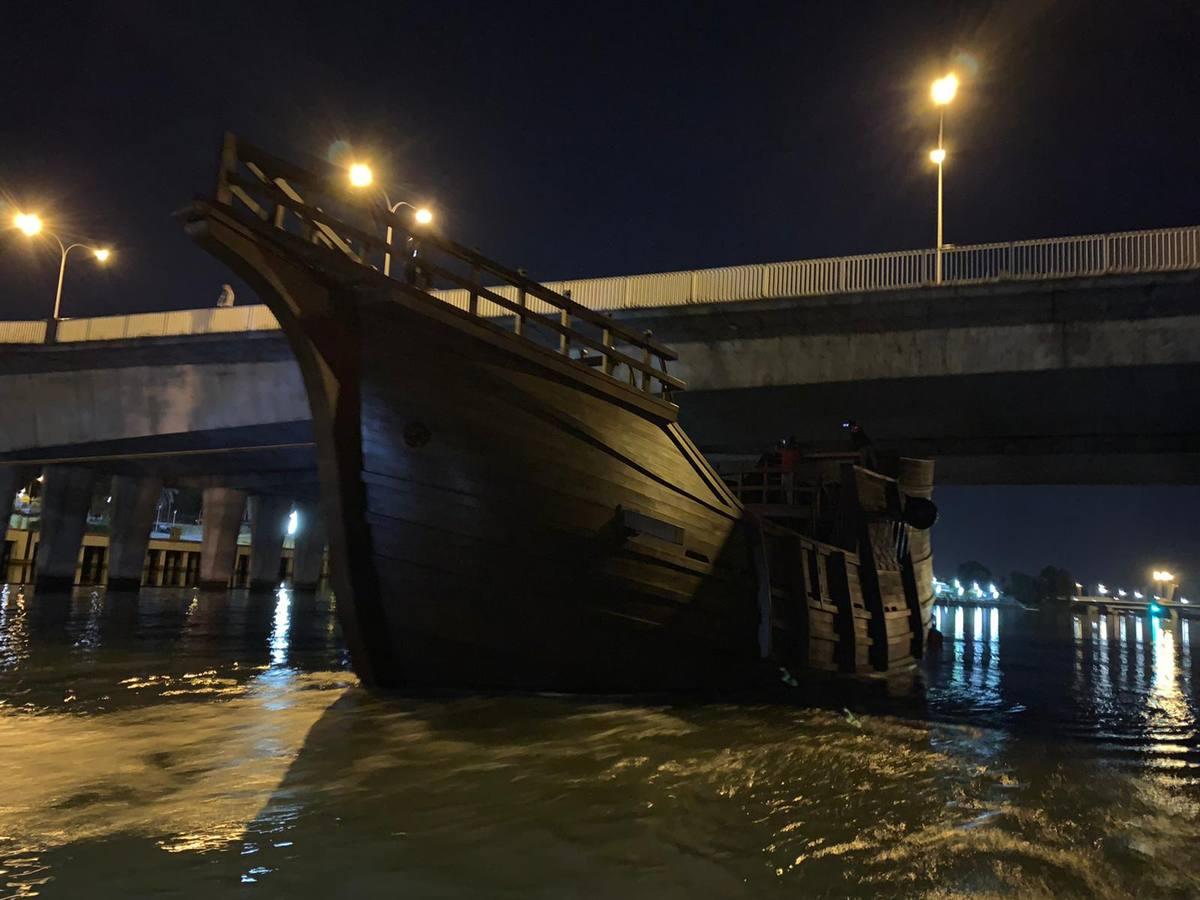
[{"xmin": 1, "ymin": 585, "xmax": 1198, "ymax": 897}]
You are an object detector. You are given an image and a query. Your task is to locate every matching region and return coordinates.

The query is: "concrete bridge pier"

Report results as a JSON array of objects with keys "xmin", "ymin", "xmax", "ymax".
[
  {"xmin": 34, "ymin": 466, "xmax": 97, "ymax": 592},
  {"xmin": 291, "ymin": 500, "xmax": 326, "ymax": 590},
  {"xmin": 107, "ymin": 476, "xmax": 163, "ymax": 591},
  {"xmin": 1106, "ymin": 611, "xmax": 1120, "ymax": 641},
  {"xmin": 248, "ymin": 495, "xmax": 292, "ymax": 593},
  {"xmin": 199, "ymin": 487, "xmax": 247, "ymax": 590}
]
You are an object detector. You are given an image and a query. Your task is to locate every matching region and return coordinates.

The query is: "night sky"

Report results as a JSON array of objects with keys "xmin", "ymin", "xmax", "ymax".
[{"xmin": 4, "ymin": 1, "xmax": 1199, "ymax": 590}]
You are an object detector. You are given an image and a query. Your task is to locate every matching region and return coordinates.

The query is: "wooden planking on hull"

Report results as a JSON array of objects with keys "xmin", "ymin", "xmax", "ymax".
[
  {"xmin": 348, "ymin": 287, "xmax": 765, "ymax": 689},
  {"xmin": 840, "ymin": 564, "xmax": 875, "ymax": 672},
  {"xmin": 361, "ymin": 495, "xmax": 743, "ymax": 604},
  {"xmin": 839, "ymin": 466, "xmax": 917, "ymax": 672},
  {"xmin": 897, "ymin": 457, "xmax": 936, "ymax": 647},
  {"xmin": 370, "ymin": 551, "xmax": 761, "ymax": 692},
  {"xmin": 358, "ymin": 442, "xmax": 742, "ymax": 565},
  {"xmin": 358, "ymin": 467, "xmax": 744, "ymax": 589},
  {"xmin": 363, "ymin": 512, "xmax": 746, "ymax": 615},
  {"xmin": 370, "ymin": 552, "xmax": 758, "ymax": 657},
  {"xmin": 357, "ymin": 301, "xmax": 733, "ymax": 510},
  {"xmin": 750, "ymin": 519, "xmax": 881, "ymax": 675}
]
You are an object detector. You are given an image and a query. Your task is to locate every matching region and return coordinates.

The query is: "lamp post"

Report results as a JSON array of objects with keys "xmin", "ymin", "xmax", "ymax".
[
  {"xmin": 346, "ymin": 163, "xmax": 433, "ymax": 276},
  {"xmin": 12, "ymin": 213, "xmax": 112, "ymax": 343},
  {"xmin": 930, "ymin": 73, "xmax": 958, "ymax": 285}
]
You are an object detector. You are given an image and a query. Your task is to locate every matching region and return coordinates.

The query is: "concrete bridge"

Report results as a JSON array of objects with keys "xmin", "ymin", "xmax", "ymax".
[{"xmin": 3, "ymin": 225, "xmax": 1199, "ymax": 588}]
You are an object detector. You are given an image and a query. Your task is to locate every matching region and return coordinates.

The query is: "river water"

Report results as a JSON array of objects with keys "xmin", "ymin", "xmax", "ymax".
[{"xmin": 0, "ymin": 587, "xmax": 1197, "ymax": 898}]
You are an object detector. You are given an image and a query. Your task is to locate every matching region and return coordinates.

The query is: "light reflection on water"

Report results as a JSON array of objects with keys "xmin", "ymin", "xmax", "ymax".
[{"xmin": 1, "ymin": 592, "xmax": 1199, "ymax": 897}]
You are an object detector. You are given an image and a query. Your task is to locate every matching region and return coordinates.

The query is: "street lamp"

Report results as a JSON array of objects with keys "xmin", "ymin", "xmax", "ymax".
[
  {"xmin": 10, "ymin": 212, "xmax": 112, "ymax": 340},
  {"xmin": 346, "ymin": 164, "xmax": 434, "ymax": 276},
  {"xmin": 14, "ymin": 213, "xmax": 42, "ymax": 236},
  {"xmin": 932, "ymin": 73, "xmax": 959, "ymax": 106},
  {"xmin": 1152, "ymin": 569, "xmax": 1177, "ymax": 603},
  {"xmin": 930, "ymin": 72, "xmax": 958, "ymax": 285}
]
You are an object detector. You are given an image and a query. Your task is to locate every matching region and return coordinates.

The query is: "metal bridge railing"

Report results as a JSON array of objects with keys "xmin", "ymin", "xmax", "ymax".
[
  {"xmin": 1, "ymin": 226, "xmax": 1197, "ymax": 345},
  {"xmin": 0, "ymin": 319, "xmax": 49, "ymax": 343},
  {"xmin": 431, "ymin": 225, "xmax": 1200, "ymax": 312}
]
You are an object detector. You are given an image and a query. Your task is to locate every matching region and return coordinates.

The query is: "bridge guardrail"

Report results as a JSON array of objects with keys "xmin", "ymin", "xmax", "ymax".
[
  {"xmin": 1, "ymin": 225, "xmax": 1196, "ymax": 344},
  {"xmin": 0, "ymin": 320, "xmax": 48, "ymax": 343},
  {"xmin": 53, "ymin": 305, "xmax": 280, "ymax": 342},
  {"xmin": 431, "ymin": 224, "xmax": 1200, "ymax": 311}
]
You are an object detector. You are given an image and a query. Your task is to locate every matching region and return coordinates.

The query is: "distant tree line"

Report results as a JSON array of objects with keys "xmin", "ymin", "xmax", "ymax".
[{"xmin": 955, "ymin": 560, "xmax": 1075, "ymax": 606}]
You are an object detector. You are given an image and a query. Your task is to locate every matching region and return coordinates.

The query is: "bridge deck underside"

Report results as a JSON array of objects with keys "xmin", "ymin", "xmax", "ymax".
[
  {"xmin": 680, "ymin": 363, "xmax": 1200, "ymax": 484},
  {"xmin": 0, "ymin": 422, "xmax": 318, "ymax": 497},
  {"xmin": 3, "ymin": 273, "xmax": 1199, "ymax": 487}
]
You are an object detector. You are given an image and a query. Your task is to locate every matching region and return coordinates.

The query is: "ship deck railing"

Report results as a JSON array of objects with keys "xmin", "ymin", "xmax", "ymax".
[
  {"xmin": 213, "ymin": 133, "xmax": 683, "ymax": 402},
  {"xmin": 721, "ymin": 458, "xmax": 912, "ymax": 570},
  {"xmin": 718, "ymin": 453, "xmax": 863, "ymax": 507},
  {"xmin": 722, "ymin": 467, "xmax": 821, "ymax": 509}
]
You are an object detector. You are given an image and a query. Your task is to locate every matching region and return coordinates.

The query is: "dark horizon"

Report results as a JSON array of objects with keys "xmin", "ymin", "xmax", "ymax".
[{"xmin": 4, "ymin": 0, "xmax": 1199, "ymax": 587}]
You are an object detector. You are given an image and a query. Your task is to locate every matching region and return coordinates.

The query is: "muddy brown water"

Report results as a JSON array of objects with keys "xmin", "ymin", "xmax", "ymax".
[{"xmin": 0, "ymin": 586, "xmax": 1196, "ymax": 898}]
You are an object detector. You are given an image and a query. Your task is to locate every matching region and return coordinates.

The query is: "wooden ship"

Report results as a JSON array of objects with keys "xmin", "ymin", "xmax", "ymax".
[{"xmin": 181, "ymin": 134, "xmax": 936, "ymax": 692}]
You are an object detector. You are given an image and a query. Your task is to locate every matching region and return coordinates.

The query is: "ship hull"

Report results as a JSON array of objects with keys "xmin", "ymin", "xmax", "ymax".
[
  {"xmin": 186, "ymin": 201, "xmax": 765, "ymax": 691},
  {"xmin": 350, "ymin": 294, "xmax": 763, "ymax": 691},
  {"xmin": 185, "ymin": 181, "xmax": 930, "ymax": 693}
]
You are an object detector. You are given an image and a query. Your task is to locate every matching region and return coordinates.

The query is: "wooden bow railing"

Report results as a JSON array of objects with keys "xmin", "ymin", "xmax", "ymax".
[{"xmin": 213, "ymin": 133, "xmax": 683, "ymax": 401}]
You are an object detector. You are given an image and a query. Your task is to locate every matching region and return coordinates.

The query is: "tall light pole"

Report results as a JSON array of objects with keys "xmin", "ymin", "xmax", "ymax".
[
  {"xmin": 930, "ymin": 73, "xmax": 959, "ymax": 285},
  {"xmin": 12, "ymin": 213, "xmax": 112, "ymax": 342},
  {"xmin": 347, "ymin": 163, "xmax": 434, "ymax": 276}
]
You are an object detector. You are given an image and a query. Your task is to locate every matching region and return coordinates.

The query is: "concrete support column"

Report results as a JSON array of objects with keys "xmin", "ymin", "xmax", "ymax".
[
  {"xmin": 291, "ymin": 499, "xmax": 327, "ymax": 590},
  {"xmin": 34, "ymin": 466, "xmax": 97, "ymax": 591},
  {"xmin": 199, "ymin": 488, "xmax": 247, "ymax": 590},
  {"xmin": 248, "ymin": 495, "xmax": 292, "ymax": 593},
  {"xmin": 107, "ymin": 476, "xmax": 163, "ymax": 591}
]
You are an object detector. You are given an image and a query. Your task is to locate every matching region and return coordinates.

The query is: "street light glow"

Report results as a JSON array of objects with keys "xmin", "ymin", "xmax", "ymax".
[
  {"xmin": 931, "ymin": 73, "xmax": 959, "ymax": 106},
  {"xmin": 11, "ymin": 213, "xmax": 116, "ymax": 326},
  {"xmin": 1153, "ymin": 569, "xmax": 1176, "ymax": 582},
  {"xmin": 348, "ymin": 163, "xmax": 373, "ymax": 188},
  {"xmin": 929, "ymin": 148, "xmax": 946, "ymax": 165},
  {"xmin": 14, "ymin": 212, "xmax": 43, "ymax": 236},
  {"xmin": 414, "ymin": 207, "xmax": 433, "ymax": 225}
]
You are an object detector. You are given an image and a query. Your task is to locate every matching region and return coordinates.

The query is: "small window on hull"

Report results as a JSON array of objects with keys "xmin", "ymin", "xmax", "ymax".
[{"xmin": 618, "ymin": 506, "xmax": 684, "ymax": 546}]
